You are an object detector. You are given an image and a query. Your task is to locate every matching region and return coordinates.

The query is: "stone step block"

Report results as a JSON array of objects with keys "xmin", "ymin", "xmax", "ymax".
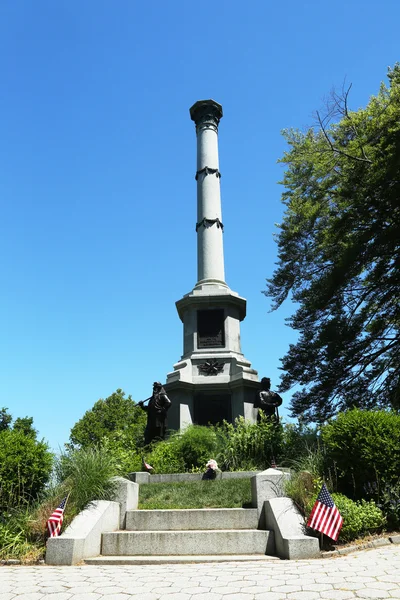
[
  {"xmin": 102, "ymin": 529, "xmax": 274, "ymax": 556},
  {"xmin": 125, "ymin": 508, "xmax": 258, "ymax": 531},
  {"xmin": 85, "ymin": 553, "xmax": 281, "ymax": 565}
]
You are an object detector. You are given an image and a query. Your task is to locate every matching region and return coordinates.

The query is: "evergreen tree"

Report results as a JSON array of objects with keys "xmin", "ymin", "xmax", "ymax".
[{"xmin": 266, "ymin": 65, "xmax": 400, "ymax": 422}]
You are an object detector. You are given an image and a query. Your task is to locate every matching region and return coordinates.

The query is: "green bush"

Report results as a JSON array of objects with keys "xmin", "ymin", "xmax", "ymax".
[
  {"xmin": 176, "ymin": 425, "xmax": 220, "ymax": 470},
  {"xmin": 101, "ymin": 433, "xmax": 144, "ymax": 475},
  {"xmin": 321, "ymin": 409, "xmax": 400, "ymax": 500},
  {"xmin": 218, "ymin": 416, "xmax": 283, "ymax": 471},
  {"xmin": 146, "ymin": 439, "xmax": 185, "ymax": 474},
  {"xmin": 0, "ymin": 430, "xmax": 53, "ymax": 511},
  {"xmin": 331, "ymin": 494, "xmax": 386, "ymax": 542}
]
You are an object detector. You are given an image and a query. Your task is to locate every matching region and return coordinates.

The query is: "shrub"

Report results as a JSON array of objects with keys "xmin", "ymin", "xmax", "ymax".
[
  {"xmin": 331, "ymin": 494, "xmax": 386, "ymax": 542},
  {"xmin": 321, "ymin": 409, "xmax": 400, "ymax": 500},
  {"xmin": 218, "ymin": 416, "xmax": 283, "ymax": 471},
  {"xmin": 146, "ymin": 439, "xmax": 185, "ymax": 474},
  {"xmin": 0, "ymin": 430, "xmax": 53, "ymax": 511},
  {"xmin": 176, "ymin": 425, "xmax": 220, "ymax": 470}
]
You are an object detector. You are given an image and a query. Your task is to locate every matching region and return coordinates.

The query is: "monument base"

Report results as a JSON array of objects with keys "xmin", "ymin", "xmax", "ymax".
[{"xmin": 164, "ymin": 377, "xmax": 259, "ymax": 431}]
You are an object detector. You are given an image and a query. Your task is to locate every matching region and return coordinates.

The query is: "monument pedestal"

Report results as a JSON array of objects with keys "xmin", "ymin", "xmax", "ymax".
[{"xmin": 165, "ymin": 282, "xmax": 259, "ymax": 429}]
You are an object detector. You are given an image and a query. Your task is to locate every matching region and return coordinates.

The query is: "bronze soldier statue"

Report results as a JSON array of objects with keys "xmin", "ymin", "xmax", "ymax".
[
  {"xmin": 138, "ymin": 382, "xmax": 172, "ymax": 445},
  {"xmin": 254, "ymin": 377, "xmax": 282, "ymax": 423}
]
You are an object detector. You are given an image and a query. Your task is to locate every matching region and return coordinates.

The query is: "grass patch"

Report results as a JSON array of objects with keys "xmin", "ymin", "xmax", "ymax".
[{"xmin": 139, "ymin": 479, "xmax": 252, "ymax": 509}]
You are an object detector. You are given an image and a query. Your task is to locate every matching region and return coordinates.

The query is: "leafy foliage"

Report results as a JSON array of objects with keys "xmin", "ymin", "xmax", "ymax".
[
  {"xmin": 68, "ymin": 388, "xmax": 146, "ymax": 449},
  {"xmin": 321, "ymin": 409, "xmax": 400, "ymax": 500},
  {"xmin": 266, "ymin": 65, "xmax": 400, "ymax": 421},
  {"xmin": 217, "ymin": 416, "xmax": 283, "ymax": 471},
  {"xmin": 280, "ymin": 421, "xmax": 319, "ymax": 464},
  {"xmin": 330, "ymin": 494, "xmax": 385, "ymax": 542},
  {"xmin": 0, "ymin": 429, "xmax": 53, "ymax": 511}
]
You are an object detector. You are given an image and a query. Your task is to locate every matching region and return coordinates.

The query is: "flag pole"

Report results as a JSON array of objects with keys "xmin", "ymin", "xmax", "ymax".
[{"xmin": 63, "ymin": 491, "xmax": 71, "ymax": 511}]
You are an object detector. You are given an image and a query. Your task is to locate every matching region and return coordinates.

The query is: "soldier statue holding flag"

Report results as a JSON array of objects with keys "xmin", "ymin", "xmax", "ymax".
[{"xmin": 138, "ymin": 382, "xmax": 172, "ymax": 445}]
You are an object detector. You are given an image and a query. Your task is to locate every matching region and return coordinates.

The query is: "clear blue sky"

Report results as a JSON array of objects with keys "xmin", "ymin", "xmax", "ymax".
[{"xmin": 1, "ymin": 1, "xmax": 398, "ymax": 451}]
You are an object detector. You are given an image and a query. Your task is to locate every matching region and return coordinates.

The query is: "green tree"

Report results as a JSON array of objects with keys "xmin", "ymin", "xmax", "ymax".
[
  {"xmin": 0, "ymin": 408, "xmax": 12, "ymax": 432},
  {"xmin": 266, "ymin": 65, "xmax": 400, "ymax": 422},
  {"xmin": 69, "ymin": 389, "xmax": 146, "ymax": 449},
  {"xmin": 13, "ymin": 416, "xmax": 37, "ymax": 438},
  {"xmin": 0, "ymin": 429, "xmax": 53, "ymax": 510}
]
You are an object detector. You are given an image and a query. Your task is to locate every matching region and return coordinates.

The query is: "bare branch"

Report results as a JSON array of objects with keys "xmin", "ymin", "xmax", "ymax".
[{"xmin": 316, "ymin": 110, "xmax": 372, "ymax": 164}]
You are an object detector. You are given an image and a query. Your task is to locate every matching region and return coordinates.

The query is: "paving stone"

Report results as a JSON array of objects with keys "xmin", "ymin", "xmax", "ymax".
[
  {"xmin": 254, "ymin": 594, "xmax": 289, "ymax": 600},
  {"xmin": 38, "ymin": 587, "xmax": 70, "ymax": 594},
  {"xmin": 287, "ymin": 593, "xmax": 321, "ymax": 600},
  {"xmin": 302, "ymin": 583, "xmax": 334, "ymax": 591},
  {"xmin": 356, "ymin": 589, "xmax": 393, "ymax": 598},
  {"xmin": 98, "ymin": 596, "xmax": 131, "ymax": 600},
  {"xmin": 157, "ymin": 594, "xmax": 191, "ymax": 600},
  {"xmin": 189, "ymin": 594, "xmax": 223, "ymax": 600},
  {"xmin": 270, "ymin": 584, "xmax": 301, "ymax": 593},
  {"xmin": 334, "ymin": 582, "xmax": 366, "ymax": 591},
  {"xmin": 38, "ymin": 595, "xmax": 73, "ymax": 600},
  {"xmin": 67, "ymin": 595, "xmax": 101, "ymax": 600},
  {"xmin": 93, "ymin": 587, "xmax": 126, "ymax": 595},
  {"xmin": 368, "ymin": 581, "xmax": 400, "ymax": 591},
  {"xmin": 240, "ymin": 586, "xmax": 274, "ymax": 595},
  {"xmin": 15, "ymin": 592, "xmax": 45, "ymax": 600},
  {"xmin": 217, "ymin": 595, "xmax": 255, "ymax": 600},
  {"xmin": 175, "ymin": 587, "xmax": 207, "ymax": 595},
  {"xmin": 320, "ymin": 592, "xmax": 356, "ymax": 599}
]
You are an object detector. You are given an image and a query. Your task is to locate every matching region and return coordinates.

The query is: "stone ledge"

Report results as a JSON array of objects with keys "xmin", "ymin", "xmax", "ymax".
[{"xmin": 264, "ymin": 497, "xmax": 320, "ymax": 560}]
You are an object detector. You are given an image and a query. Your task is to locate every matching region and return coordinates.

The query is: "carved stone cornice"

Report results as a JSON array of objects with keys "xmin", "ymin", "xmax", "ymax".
[
  {"xmin": 196, "ymin": 218, "xmax": 224, "ymax": 232},
  {"xmin": 195, "ymin": 166, "xmax": 221, "ymax": 181}
]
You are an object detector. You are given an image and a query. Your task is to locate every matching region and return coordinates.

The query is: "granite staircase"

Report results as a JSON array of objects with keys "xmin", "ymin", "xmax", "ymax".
[{"xmin": 84, "ymin": 507, "xmax": 276, "ymax": 565}]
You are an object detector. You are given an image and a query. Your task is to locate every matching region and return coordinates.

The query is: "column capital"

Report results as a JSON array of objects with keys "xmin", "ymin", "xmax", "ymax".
[{"xmin": 190, "ymin": 99, "xmax": 223, "ymax": 131}]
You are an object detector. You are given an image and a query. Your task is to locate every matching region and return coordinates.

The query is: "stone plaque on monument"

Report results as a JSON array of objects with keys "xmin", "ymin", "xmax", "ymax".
[{"xmin": 197, "ymin": 309, "xmax": 225, "ymax": 348}]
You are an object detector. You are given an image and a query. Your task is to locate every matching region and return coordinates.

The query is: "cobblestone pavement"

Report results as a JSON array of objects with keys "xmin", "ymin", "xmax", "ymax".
[{"xmin": 1, "ymin": 545, "xmax": 400, "ymax": 600}]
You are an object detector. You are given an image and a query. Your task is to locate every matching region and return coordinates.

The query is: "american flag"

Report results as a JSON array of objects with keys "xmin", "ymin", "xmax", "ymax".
[
  {"xmin": 307, "ymin": 483, "xmax": 343, "ymax": 541},
  {"xmin": 143, "ymin": 459, "xmax": 153, "ymax": 471},
  {"xmin": 46, "ymin": 496, "xmax": 68, "ymax": 538}
]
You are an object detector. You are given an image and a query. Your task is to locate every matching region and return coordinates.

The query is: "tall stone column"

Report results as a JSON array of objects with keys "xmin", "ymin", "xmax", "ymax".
[{"xmin": 190, "ymin": 100, "xmax": 226, "ymax": 287}]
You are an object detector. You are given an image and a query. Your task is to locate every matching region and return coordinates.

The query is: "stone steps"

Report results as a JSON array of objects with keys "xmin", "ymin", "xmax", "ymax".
[
  {"xmin": 101, "ymin": 528, "xmax": 274, "ymax": 556},
  {"xmin": 85, "ymin": 554, "xmax": 281, "ymax": 565},
  {"xmin": 125, "ymin": 508, "xmax": 259, "ymax": 531}
]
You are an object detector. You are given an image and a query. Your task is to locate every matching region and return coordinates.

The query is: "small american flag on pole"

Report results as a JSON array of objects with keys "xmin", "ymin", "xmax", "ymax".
[
  {"xmin": 307, "ymin": 483, "xmax": 343, "ymax": 541},
  {"xmin": 46, "ymin": 496, "xmax": 68, "ymax": 538},
  {"xmin": 143, "ymin": 458, "xmax": 153, "ymax": 471}
]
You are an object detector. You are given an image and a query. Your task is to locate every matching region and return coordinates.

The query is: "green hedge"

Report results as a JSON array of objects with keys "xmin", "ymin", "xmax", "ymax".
[{"xmin": 322, "ymin": 409, "xmax": 400, "ymax": 500}]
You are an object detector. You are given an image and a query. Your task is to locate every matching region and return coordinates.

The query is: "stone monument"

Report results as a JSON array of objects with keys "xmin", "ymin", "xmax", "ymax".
[{"xmin": 165, "ymin": 100, "xmax": 259, "ymax": 429}]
